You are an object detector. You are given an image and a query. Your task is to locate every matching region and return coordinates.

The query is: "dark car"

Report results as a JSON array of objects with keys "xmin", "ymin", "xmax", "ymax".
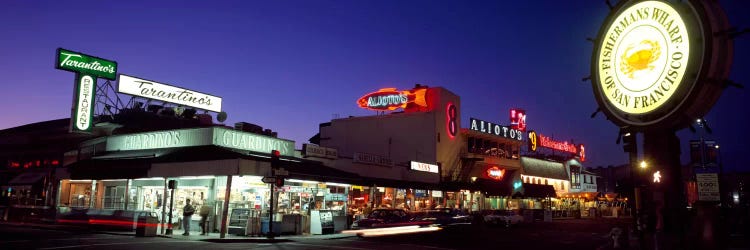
[
  {"xmin": 351, "ymin": 208, "xmax": 430, "ymax": 229},
  {"xmin": 412, "ymin": 208, "xmax": 472, "ymax": 226}
]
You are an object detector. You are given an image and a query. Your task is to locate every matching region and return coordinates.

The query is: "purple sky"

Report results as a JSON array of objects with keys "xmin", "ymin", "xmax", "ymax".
[{"xmin": 1, "ymin": 0, "xmax": 748, "ymax": 171}]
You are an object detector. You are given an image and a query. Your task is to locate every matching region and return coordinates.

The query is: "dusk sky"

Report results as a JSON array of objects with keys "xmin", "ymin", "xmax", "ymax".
[{"xmin": 1, "ymin": 0, "xmax": 748, "ymax": 171}]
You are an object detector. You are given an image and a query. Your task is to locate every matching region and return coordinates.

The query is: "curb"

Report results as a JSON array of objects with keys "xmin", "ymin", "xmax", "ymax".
[{"xmin": 201, "ymin": 238, "xmax": 294, "ymax": 243}]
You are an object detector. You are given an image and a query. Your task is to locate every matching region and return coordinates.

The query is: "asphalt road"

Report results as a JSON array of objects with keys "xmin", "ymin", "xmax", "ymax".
[{"xmin": 0, "ymin": 219, "xmax": 628, "ymax": 250}]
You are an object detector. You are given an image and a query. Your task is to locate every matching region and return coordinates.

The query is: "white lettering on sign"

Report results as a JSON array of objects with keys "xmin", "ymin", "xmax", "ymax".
[
  {"xmin": 218, "ymin": 128, "xmax": 294, "ymax": 156},
  {"xmin": 104, "ymin": 127, "xmax": 295, "ymax": 156},
  {"xmin": 410, "ymin": 161, "xmax": 439, "ymax": 173},
  {"xmin": 118, "ymin": 74, "xmax": 223, "ymax": 112},
  {"xmin": 75, "ymin": 75, "xmax": 95, "ymax": 131},
  {"xmin": 469, "ymin": 118, "xmax": 523, "ymax": 141}
]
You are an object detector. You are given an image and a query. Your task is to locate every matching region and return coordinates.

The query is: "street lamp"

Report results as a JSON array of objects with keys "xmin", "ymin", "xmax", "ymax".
[{"xmin": 640, "ymin": 161, "xmax": 648, "ymax": 169}]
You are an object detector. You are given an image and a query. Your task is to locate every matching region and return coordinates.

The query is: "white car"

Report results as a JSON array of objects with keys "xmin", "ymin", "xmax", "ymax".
[{"xmin": 484, "ymin": 210, "xmax": 523, "ymax": 227}]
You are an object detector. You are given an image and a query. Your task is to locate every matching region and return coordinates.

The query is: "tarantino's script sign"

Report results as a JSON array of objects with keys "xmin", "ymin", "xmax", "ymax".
[
  {"xmin": 597, "ymin": 1, "xmax": 689, "ymax": 114},
  {"xmin": 118, "ymin": 74, "xmax": 223, "ymax": 112},
  {"xmin": 56, "ymin": 48, "xmax": 118, "ymax": 80},
  {"xmin": 469, "ymin": 118, "xmax": 523, "ymax": 141}
]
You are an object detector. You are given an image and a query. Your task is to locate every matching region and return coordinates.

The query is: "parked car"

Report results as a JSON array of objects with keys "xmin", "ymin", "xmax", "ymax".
[
  {"xmin": 351, "ymin": 209, "xmax": 430, "ymax": 229},
  {"xmin": 412, "ymin": 208, "xmax": 471, "ymax": 226},
  {"xmin": 484, "ymin": 210, "xmax": 523, "ymax": 227}
]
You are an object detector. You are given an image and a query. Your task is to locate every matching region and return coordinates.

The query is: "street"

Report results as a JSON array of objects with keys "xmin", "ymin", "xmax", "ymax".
[{"xmin": 0, "ymin": 218, "xmax": 628, "ymax": 250}]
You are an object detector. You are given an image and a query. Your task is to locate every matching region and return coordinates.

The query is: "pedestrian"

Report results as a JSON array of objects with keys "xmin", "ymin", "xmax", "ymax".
[
  {"xmin": 182, "ymin": 199, "xmax": 196, "ymax": 236},
  {"xmin": 199, "ymin": 200, "xmax": 211, "ymax": 235}
]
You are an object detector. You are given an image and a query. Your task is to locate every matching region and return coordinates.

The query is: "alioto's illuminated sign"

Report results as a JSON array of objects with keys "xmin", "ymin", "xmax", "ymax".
[
  {"xmin": 469, "ymin": 118, "xmax": 523, "ymax": 141},
  {"xmin": 410, "ymin": 161, "xmax": 439, "ymax": 174},
  {"xmin": 118, "ymin": 74, "xmax": 223, "ymax": 112},
  {"xmin": 486, "ymin": 166, "xmax": 505, "ymax": 181},
  {"xmin": 357, "ymin": 88, "xmax": 427, "ymax": 111},
  {"xmin": 510, "ymin": 109, "xmax": 526, "ymax": 132}
]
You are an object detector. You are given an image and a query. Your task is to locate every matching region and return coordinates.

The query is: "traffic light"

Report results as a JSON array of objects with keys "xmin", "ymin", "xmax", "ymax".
[
  {"xmin": 622, "ymin": 133, "xmax": 636, "ymax": 153},
  {"xmin": 275, "ymin": 177, "xmax": 284, "ymax": 188},
  {"xmin": 271, "ymin": 150, "xmax": 281, "ymax": 168}
]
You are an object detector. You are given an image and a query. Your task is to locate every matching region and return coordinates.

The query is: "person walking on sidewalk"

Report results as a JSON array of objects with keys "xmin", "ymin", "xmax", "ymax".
[
  {"xmin": 182, "ymin": 199, "xmax": 196, "ymax": 236},
  {"xmin": 199, "ymin": 200, "xmax": 211, "ymax": 235}
]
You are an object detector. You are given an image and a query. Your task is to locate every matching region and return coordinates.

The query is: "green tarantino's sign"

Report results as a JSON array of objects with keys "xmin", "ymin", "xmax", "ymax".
[{"xmin": 56, "ymin": 48, "xmax": 118, "ymax": 80}]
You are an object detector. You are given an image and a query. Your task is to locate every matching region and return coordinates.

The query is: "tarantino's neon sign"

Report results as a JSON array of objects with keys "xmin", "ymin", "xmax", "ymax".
[
  {"xmin": 118, "ymin": 74, "xmax": 223, "ymax": 112},
  {"xmin": 357, "ymin": 88, "xmax": 427, "ymax": 111},
  {"xmin": 538, "ymin": 134, "xmax": 577, "ymax": 154}
]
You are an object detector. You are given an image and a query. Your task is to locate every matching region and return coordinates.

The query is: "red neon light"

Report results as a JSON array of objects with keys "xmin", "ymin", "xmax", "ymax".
[
  {"xmin": 486, "ymin": 166, "xmax": 505, "ymax": 181},
  {"xmin": 578, "ymin": 144, "xmax": 586, "ymax": 162},
  {"xmin": 51, "ymin": 160, "xmax": 60, "ymax": 165},
  {"xmin": 510, "ymin": 109, "xmax": 527, "ymax": 132},
  {"xmin": 9, "ymin": 161, "xmax": 20, "ymax": 168},
  {"xmin": 357, "ymin": 88, "xmax": 427, "ymax": 111},
  {"xmin": 446, "ymin": 102, "xmax": 457, "ymax": 139},
  {"xmin": 538, "ymin": 134, "xmax": 578, "ymax": 154}
]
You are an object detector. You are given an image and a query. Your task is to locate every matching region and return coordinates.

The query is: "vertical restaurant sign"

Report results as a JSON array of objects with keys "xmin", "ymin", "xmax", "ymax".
[
  {"xmin": 468, "ymin": 118, "xmax": 523, "ymax": 141},
  {"xmin": 357, "ymin": 87, "xmax": 427, "ymax": 111},
  {"xmin": 510, "ymin": 109, "xmax": 527, "ymax": 132},
  {"xmin": 302, "ymin": 143, "xmax": 339, "ymax": 159},
  {"xmin": 118, "ymin": 74, "xmax": 223, "ymax": 112},
  {"xmin": 486, "ymin": 166, "xmax": 505, "ymax": 181},
  {"xmin": 410, "ymin": 161, "xmax": 439, "ymax": 173},
  {"xmin": 73, "ymin": 74, "xmax": 96, "ymax": 132},
  {"xmin": 56, "ymin": 48, "xmax": 118, "ymax": 80},
  {"xmin": 55, "ymin": 48, "xmax": 118, "ymax": 133}
]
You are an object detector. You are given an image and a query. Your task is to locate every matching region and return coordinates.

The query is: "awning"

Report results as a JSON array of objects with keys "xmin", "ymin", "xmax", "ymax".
[
  {"xmin": 8, "ymin": 171, "xmax": 50, "ymax": 185},
  {"xmin": 513, "ymin": 183, "xmax": 557, "ymax": 198},
  {"xmin": 520, "ymin": 157, "xmax": 568, "ymax": 180}
]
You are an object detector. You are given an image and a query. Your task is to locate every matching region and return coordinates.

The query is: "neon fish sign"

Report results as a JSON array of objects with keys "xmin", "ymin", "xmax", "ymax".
[
  {"xmin": 486, "ymin": 166, "xmax": 505, "ymax": 180},
  {"xmin": 357, "ymin": 88, "xmax": 427, "ymax": 111}
]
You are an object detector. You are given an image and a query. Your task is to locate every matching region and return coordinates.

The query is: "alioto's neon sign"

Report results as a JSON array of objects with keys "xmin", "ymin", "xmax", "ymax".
[{"xmin": 357, "ymin": 88, "xmax": 427, "ymax": 111}]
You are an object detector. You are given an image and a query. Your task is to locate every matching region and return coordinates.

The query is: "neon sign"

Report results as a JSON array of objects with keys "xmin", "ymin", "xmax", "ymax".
[
  {"xmin": 357, "ymin": 88, "xmax": 427, "ymax": 111},
  {"xmin": 510, "ymin": 109, "xmax": 526, "ymax": 132},
  {"xmin": 486, "ymin": 166, "xmax": 505, "ymax": 180},
  {"xmin": 538, "ymin": 134, "xmax": 578, "ymax": 154},
  {"xmin": 578, "ymin": 144, "xmax": 586, "ymax": 162},
  {"xmin": 469, "ymin": 118, "xmax": 523, "ymax": 141},
  {"xmin": 528, "ymin": 131, "xmax": 538, "ymax": 151},
  {"xmin": 446, "ymin": 102, "xmax": 457, "ymax": 139},
  {"xmin": 411, "ymin": 161, "xmax": 439, "ymax": 173}
]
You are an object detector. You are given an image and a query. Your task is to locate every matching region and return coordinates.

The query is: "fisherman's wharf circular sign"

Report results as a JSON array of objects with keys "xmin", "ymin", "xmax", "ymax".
[
  {"xmin": 591, "ymin": 0, "xmax": 733, "ymax": 130},
  {"xmin": 598, "ymin": 1, "xmax": 688, "ymax": 114}
]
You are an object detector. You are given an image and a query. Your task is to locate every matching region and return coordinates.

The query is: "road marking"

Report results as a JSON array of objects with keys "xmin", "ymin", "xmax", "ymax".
[
  {"xmin": 38, "ymin": 240, "xmax": 203, "ymax": 249},
  {"xmin": 285, "ymin": 242, "xmax": 369, "ymax": 250}
]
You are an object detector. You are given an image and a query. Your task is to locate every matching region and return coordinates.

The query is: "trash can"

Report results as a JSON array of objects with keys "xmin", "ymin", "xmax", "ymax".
[{"xmin": 136, "ymin": 212, "xmax": 158, "ymax": 237}]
